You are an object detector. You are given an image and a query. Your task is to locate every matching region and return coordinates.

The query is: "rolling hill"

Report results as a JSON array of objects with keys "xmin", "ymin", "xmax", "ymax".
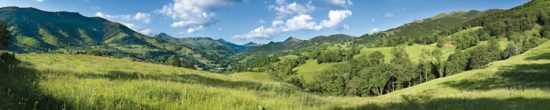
[
  {"xmin": 1, "ymin": 40, "xmax": 549, "ymax": 110},
  {"xmin": 2, "ymin": 0, "xmax": 550, "ymax": 109},
  {"xmin": 0, "ymin": 7, "xmax": 252, "ymax": 71}
]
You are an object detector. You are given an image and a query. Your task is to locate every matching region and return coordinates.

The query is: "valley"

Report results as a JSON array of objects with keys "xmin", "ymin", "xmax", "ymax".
[{"xmin": 1, "ymin": 0, "xmax": 550, "ymax": 109}]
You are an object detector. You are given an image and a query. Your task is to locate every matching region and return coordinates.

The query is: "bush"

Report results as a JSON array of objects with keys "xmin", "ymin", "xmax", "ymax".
[
  {"xmin": 0, "ymin": 21, "xmax": 10, "ymax": 50},
  {"xmin": 0, "ymin": 51, "xmax": 19, "ymax": 71}
]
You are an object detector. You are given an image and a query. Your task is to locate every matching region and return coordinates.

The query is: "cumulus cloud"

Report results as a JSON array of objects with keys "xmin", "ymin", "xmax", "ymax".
[
  {"xmin": 318, "ymin": 10, "xmax": 352, "ymax": 29},
  {"xmin": 157, "ymin": 0, "xmax": 240, "ymax": 28},
  {"xmin": 270, "ymin": 1, "xmax": 315, "ymax": 16},
  {"xmin": 234, "ymin": 9, "xmax": 352, "ymax": 40},
  {"xmin": 119, "ymin": 22, "xmax": 153, "ymax": 35},
  {"xmin": 133, "ymin": 12, "xmax": 151, "ymax": 23},
  {"xmin": 95, "ymin": 12, "xmax": 154, "ymax": 35},
  {"xmin": 327, "ymin": 0, "xmax": 353, "ymax": 6},
  {"xmin": 184, "ymin": 25, "xmax": 204, "ymax": 34},
  {"xmin": 95, "ymin": 12, "xmax": 152, "ymax": 23}
]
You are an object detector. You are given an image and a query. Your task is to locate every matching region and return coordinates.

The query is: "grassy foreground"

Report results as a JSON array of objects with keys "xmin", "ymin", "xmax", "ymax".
[{"xmin": 2, "ymin": 41, "xmax": 550, "ymax": 110}]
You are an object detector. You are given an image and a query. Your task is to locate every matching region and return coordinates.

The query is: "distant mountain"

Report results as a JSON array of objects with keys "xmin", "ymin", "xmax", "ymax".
[
  {"xmin": 230, "ymin": 34, "xmax": 355, "ymax": 70},
  {"xmin": 0, "ymin": 7, "xmax": 225, "ymax": 70},
  {"xmin": 0, "ymin": 7, "xmax": 167, "ymax": 51},
  {"xmin": 154, "ymin": 33, "xmax": 251, "ymax": 63},
  {"xmin": 244, "ymin": 42, "xmax": 262, "ymax": 47}
]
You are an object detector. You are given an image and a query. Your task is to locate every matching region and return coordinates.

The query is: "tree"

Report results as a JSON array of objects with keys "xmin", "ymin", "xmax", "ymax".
[
  {"xmin": 436, "ymin": 38, "xmax": 445, "ymax": 48},
  {"xmin": 419, "ymin": 49, "xmax": 433, "ymax": 81},
  {"xmin": 468, "ymin": 45, "xmax": 491, "ymax": 69},
  {"xmin": 487, "ymin": 38, "xmax": 502, "ymax": 61},
  {"xmin": 432, "ymin": 49, "xmax": 445, "ymax": 78},
  {"xmin": 166, "ymin": 55, "xmax": 181, "ymax": 67},
  {"xmin": 541, "ymin": 25, "xmax": 550, "ymax": 39},
  {"xmin": 0, "ymin": 21, "xmax": 10, "ymax": 50},
  {"xmin": 390, "ymin": 46, "xmax": 416, "ymax": 89},
  {"xmin": 350, "ymin": 51, "xmax": 384, "ymax": 74},
  {"xmin": 390, "ymin": 46, "xmax": 410, "ymax": 65},
  {"xmin": 444, "ymin": 50, "xmax": 469, "ymax": 75},
  {"xmin": 502, "ymin": 41, "xmax": 519, "ymax": 59},
  {"xmin": 317, "ymin": 49, "xmax": 343, "ymax": 63},
  {"xmin": 362, "ymin": 64, "xmax": 395, "ymax": 95}
]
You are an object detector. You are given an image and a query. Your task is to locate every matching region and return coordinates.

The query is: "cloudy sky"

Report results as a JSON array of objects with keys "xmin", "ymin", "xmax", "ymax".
[{"xmin": 0, "ymin": 0, "xmax": 528, "ymax": 44}]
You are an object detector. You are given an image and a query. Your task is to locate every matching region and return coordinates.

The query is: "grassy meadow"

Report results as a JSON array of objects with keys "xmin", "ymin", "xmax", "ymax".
[{"xmin": 2, "ymin": 41, "xmax": 550, "ymax": 109}]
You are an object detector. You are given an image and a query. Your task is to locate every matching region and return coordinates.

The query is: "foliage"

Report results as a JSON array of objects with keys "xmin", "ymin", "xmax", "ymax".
[
  {"xmin": 0, "ymin": 21, "xmax": 9, "ymax": 50},
  {"xmin": 166, "ymin": 55, "xmax": 181, "ymax": 67}
]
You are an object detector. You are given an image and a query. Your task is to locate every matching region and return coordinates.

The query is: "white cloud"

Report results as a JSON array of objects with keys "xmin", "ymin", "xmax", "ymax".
[
  {"xmin": 34, "ymin": 0, "xmax": 44, "ymax": 2},
  {"xmin": 235, "ymin": 9, "xmax": 353, "ymax": 40},
  {"xmin": 184, "ymin": 25, "xmax": 204, "ymax": 34},
  {"xmin": 120, "ymin": 22, "xmax": 153, "ymax": 35},
  {"xmin": 95, "ymin": 12, "xmax": 154, "ymax": 35},
  {"xmin": 283, "ymin": 14, "xmax": 318, "ymax": 31},
  {"xmin": 343, "ymin": 24, "xmax": 350, "ymax": 30},
  {"xmin": 157, "ymin": 0, "xmax": 239, "ymax": 28},
  {"xmin": 270, "ymin": 1, "xmax": 315, "ymax": 16},
  {"xmin": 234, "ymin": 26, "xmax": 278, "ymax": 40},
  {"xmin": 327, "ymin": 0, "xmax": 353, "ymax": 6},
  {"xmin": 95, "ymin": 12, "xmax": 152, "ymax": 23},
  {"xmin": 318, "ymin": 10, "xmax": 352, "ymax": 29},
  {"xmin": 370, "ymin": 28, "xmax": 381, "ymax": 33},
  {"xmin": 139, "ymin": 29, "xmax": 153, "ymax": 35},
  {"xmin": 133, "ymin": 12, "xmax": 151, "ymax": 23}
]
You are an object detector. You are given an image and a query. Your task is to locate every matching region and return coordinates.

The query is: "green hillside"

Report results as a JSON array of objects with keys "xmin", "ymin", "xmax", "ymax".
[
  {"xmin": 0, "ymin": 7, "xmax": 252, "ymax": 71},
  {"xmin": 2, "ymin": 0, "xmax": 550, "ymax": 109},
  {"xmin": 2, "ymin": 41, "xmax": 550, "ymax": 109}
]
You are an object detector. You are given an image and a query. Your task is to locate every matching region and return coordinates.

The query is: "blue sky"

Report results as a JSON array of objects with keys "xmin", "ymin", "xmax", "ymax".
[{"xmin": 0, "ymin": 0, "xmax": 529, "ymax": 44}]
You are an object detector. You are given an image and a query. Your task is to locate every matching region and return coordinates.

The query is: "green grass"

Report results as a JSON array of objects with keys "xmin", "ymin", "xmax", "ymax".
[
  {"xmin": 359, "ymin": 44, "xmax": 455, "ymax": 63},
  {"xmin": 294, "ymin": 60, "xmax": 341, "ymax": 84},
  {"xmin": 2, "ymin": 41, "xmax": 550, "ymax": 109},
  {"xmin": 16, "ymin": 35, "xmax": 41, "ymax": 48},
  {"xmin": 330, "ymin": 41, "xmax": 550, "ymax": 109},
  {"xmin": 0, "ymin": 54, "xmax": 333, "ymax": 110},
  {"xmin": 229, "ymin": 72, "xmax": 273, "ymax": 81}
]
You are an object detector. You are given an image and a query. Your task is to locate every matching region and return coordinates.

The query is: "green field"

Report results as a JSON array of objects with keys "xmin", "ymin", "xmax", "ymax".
[
  {"xmin": 358, "ymin": 44, "xmax": 455, "ymax": 63},
  {"xmin": 229, "ymin": 72, "xmax": 274, "ymax": 81},
  {"xmin": 294, "ymin": 60, "xmax": 341, "ymax": 84},
  {"xmin": 2, "ymin": 41, "xmax": 550, "ymax": 109}
]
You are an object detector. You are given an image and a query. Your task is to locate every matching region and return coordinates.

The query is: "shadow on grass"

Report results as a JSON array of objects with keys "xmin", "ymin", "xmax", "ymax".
[
  {"xmin": 74, "ymin": 70, "xmax": 296, "ymax": 92},
  {"xmin": 441, "ymin": 62, "xmax": 550, "ymax": 91},
  {"xmin": 526, "ymin": 53, "xmax": 550, "ymax": 60},
  {"xmin": 0, "ymin": 63, "xmax": 68, "ymax": 109},
  {"xmin": 333, "ymin": 95, "xmax": 550, "ymax": 110}
]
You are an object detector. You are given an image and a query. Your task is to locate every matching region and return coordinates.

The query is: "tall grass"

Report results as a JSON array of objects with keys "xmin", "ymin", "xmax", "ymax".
[{"xmin": 3, "ymin": 40, "xmax": 550, "ymax": 110}]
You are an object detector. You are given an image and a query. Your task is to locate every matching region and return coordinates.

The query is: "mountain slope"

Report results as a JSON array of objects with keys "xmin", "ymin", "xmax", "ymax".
[
  {"xmin": 0, "ymin": 7, "xmax": 163, "ymax": 51},
  {"xmin": 0, "ymin": 7, "xmax": 234, "ymax": 70},
  {"xmin": 358, "ymin": 10, "xmax": 489, "ymax": 47},
  {"xmin": 154, "ymin": 33, "xmax": 251, "ymax": 63}
]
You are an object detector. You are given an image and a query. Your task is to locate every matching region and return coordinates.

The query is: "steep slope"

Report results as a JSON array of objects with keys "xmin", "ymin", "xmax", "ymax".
[
  {"xmin": 357, "ymin": 10, "xmax": 489, "ymax": 47},
  {"xmin": 0, "ymin": 7, "xmax": 226, "ymax": 70},
  {"xmin": 0, "ymin": 7, "xmax": 162, "ymax": 51}
]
